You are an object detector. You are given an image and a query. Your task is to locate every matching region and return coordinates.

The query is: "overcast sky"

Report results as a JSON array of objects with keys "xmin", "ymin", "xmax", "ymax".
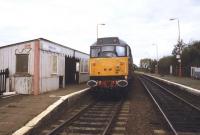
[{"xmin": 0, "ymin": 0, "xmax": 200, "ymax": 66}]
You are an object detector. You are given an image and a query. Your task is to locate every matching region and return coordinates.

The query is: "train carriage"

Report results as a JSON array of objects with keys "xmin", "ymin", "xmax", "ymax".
[{"xmin": 87, "ymin": 37, "xmax": 133, "ymax": 89}]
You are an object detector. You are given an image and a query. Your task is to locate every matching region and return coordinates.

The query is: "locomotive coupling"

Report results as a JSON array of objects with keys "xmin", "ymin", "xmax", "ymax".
[
  {"xmin": 87, "ymin": 80, "xmax": 97, "ymax": 87},
  {"xmin": 116, "ymin": 80, "xmax": 128, "ymax": 87}
]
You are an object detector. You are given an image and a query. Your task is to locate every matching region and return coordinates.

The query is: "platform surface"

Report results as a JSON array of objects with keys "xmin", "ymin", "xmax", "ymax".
[
  {"xmin": 147, "ymin": 73, "xmax": 200, "ymax": 90},
  {"xmin": 0, "ymin": 84, "xmax": 88, "ymax": 135}
]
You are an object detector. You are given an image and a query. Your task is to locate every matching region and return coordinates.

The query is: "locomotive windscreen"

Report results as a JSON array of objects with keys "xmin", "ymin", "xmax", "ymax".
[{"xmin": 91, "ymin": 45, "xmax": 126, "ymax": 58}]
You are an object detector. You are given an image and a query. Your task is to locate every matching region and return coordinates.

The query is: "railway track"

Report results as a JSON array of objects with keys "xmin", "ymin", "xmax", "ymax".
[
  {"xmin": 145, "ymin": 75, "xmax": 200, "ymax": 108},
  {"xmin": 139, "ymin": 75, "xmax": 200, "ymax": 135},
  {"xmin": 39, "ymin": 99, "xmax": 129, "ymax": 135}
]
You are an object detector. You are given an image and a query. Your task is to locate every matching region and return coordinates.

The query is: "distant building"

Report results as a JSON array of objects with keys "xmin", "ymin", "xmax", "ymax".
[
  {"xmin": 0, "ymin": 38, "xmax": 89, "ymax": 95},
  {"xmin": 191, "ymin": 67, "xmax": 200, "ymax": 79},
  {"xmin": 140, "ymin": 59, "xmax": 151, "ymax": 68}
]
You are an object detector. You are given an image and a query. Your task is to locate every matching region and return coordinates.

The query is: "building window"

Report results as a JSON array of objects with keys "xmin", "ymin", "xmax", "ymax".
[
  {"xmin": 16, "ymin": 54, "xmax": 29, "ymax": 73},
  {"xmin": 76, "ymin": 62, "xmax": 80, "ymax": 72},
  {"xmin": 80, "ymin": 59, "xmax": 88, "ymax": 73},
  {"xmin": 85, "ymin": 60, "xmax": 88, "ymax": 73},
  {"xmin": 52, "ymin": 55, "xmax": 58, "ymax": 74}
]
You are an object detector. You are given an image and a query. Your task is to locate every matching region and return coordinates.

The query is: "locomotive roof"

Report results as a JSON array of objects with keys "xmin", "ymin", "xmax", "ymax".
[{"xmin": 91, "ymin": 37, "xmax": 128, "ymax": 46}]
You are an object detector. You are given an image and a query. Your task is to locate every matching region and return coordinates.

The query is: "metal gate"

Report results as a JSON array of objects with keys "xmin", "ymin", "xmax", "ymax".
[{"xmin": 0, "ymin": 68, "xmax": 9, "ymax": 94}]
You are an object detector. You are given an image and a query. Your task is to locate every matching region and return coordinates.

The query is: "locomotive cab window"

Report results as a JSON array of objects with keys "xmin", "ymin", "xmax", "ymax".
[
  {"xmin": 91, "ymin": 45, "xmax": 127, "ymax": 58},
  {"xmin": 91, "ymin": 47, "xmax": 100, "ymax": 57},
  {"xmin": 116, "ymin": 46, "xmax": 126, "ymax": 57},
  {"xmin": 100, "ymin": 51, "xmax": 117, "ymax": 57},
  {"xmin": 101, "ymin": 46, "xmax": 115, "ymax": 52},
  {"xmin": 100, "ymin": 46, "xmax": 116, "ymax": 57}
]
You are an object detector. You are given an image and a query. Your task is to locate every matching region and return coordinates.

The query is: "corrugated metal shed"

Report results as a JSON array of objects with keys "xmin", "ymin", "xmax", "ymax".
[{"xmin": 0, "ymin": 38, "xmax": 89, "ymax": 95}]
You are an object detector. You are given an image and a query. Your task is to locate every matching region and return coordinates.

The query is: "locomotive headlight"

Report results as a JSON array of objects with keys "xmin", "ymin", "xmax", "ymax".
[{"xmin": 115, "ymin": 65, "xmax": 120, "ymax": 71}]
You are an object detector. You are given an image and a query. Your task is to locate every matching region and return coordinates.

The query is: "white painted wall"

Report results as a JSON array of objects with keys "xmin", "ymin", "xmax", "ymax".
[
  {"xmin": 0, "ymin": 41, "xmax": 35, "ymax": 93},
  {"xmin": 40, "ymin": 40, "xmax": 74, "ymax": 57},
  {"xmin": 40, "ymin": 50, "xmax": 65, "ymax": 93},
  {"xmin": 191, "ymin": 67, "xmax": 200, "ymax": 79},
  {"xmin": 79, "ymin": 73, "xmax": 89, "ymax": 83},
  {"xmin": 75, "ymin": 51, "xmax": 88, "ymax": 59},
  {"xmin": 14, "ymin": 76, "xmax": 32, "ymax": 94},
  {"xmin": 39, "ymin": 39, "xmax": 89, "ymax": 93},
  {"xmin": 40, "ymin": 39, "xmax": 73, "ymax": 93}
]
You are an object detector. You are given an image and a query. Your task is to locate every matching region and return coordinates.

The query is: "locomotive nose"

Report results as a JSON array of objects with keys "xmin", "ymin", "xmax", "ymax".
[
  {"xmin": 87, "ymin": 80, "xmax": 97, "ymax": 87},
  {"xmin": 117, "ymin": 80, "xmax": 128, "ymax": 87}
]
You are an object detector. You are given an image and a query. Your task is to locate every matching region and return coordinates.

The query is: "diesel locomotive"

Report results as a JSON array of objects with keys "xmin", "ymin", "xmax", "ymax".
[{"xmin": 87, "ymin": 37, "xmax": 133, "ymax": 88}]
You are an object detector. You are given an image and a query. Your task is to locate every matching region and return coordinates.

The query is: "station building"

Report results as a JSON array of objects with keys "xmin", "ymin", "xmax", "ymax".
[{"xmin": 0, "ymin": 38, "xmax": 89, "ymax": 95}]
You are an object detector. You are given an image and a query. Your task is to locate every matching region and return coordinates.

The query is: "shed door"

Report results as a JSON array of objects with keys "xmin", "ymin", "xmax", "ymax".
[{"xmin": 65, "ymin": 57, "xmax": 79, "ymax": 85}]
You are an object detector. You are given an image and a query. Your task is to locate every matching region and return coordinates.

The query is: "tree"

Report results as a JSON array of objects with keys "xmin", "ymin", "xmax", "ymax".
[
  {"xmin": 140, "ymin": 58, "xmax": 157, "ymax": 73},
  {"xmin": 181, "ymin": 41, "xmax": 200, "ymax": 76},
  {"xmin": 158, "ymin": 56, "xmax": 176, "ymax": 75},
  {"xmin": 172, "ymin": 39, "xmax": 185, "ymax": 56}
]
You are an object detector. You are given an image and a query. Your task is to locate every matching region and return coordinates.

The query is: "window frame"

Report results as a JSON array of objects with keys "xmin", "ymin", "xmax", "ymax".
[
  {"xmin": 16, "ymin": 54, "xmax": 29, "ymax": 74},
  {"xmin": 51, "ymin": 55, "xmax": 58, "ymax": 74},
  {"xmin": 80, "ymin": 59, "xmax": 89, "ymax": 73},
  {"xmin": 91, "ymin": 46, "xmax": 101, "ymax": 58},
  {"xmin": 116, "ymin": 46, "xmax": 126, "ymax": 57}
]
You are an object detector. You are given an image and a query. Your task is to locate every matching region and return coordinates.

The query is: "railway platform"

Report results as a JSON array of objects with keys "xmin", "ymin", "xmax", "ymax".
[
  {"xmin": 137, "ymin": 72, "xmax": 200, "ymax": 94},
  {"xmin": 0, "ymin": 84, "xmax": 88, "ymax": 135},
  {"xmin": 147, "ymin": 73, "xmax": 200, "ymax": 90}
]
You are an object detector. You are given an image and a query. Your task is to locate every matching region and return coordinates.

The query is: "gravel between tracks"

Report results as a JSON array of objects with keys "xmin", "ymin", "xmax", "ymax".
[{"xmin": 126, "ymin": 74, "xmax": 172, "ymax": 135}]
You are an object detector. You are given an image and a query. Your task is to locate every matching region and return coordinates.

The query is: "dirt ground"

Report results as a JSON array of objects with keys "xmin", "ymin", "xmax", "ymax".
[{"xmin": 126, "ymin": 74, "xmax": 172, "ymax": 135}]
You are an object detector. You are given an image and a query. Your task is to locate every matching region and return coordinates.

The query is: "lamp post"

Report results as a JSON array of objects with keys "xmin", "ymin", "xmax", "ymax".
[
  {"xmin": 170, "ymin": 18, "xmax": 180, "ymax": 42},
  {"xmin": 152, "ymin": 44, "xmax": 159, "ymax": 74},
  {"xmin": 170, "ymin": 18, "xmax": 182, "ymax": 77},
  {"xmin": 96, "ymin": 23, "xmax": 106, "ymax": 39}
]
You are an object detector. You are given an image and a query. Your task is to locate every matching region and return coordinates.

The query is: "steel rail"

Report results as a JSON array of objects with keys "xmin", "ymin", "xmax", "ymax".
[
  {"xmin": 102, "ymin": 100, "xmax": 123, "ymax": 135},
  {"xmin": 143, "ymin": 76, "xmax": 200, "ymax": 112},
  {"xmin": 47, "ymin": 101, "xmax": 96, "ymax": 135},
  {"xmin": 47, "ymin": 100, "xmax": 123, "ymax": 135},
  {"xmin": 139, "ymin": 77, "xmax": 178, "ymax": 135}
]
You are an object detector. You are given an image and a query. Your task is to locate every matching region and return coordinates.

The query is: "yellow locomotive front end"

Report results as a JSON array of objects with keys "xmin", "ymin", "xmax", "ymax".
[
  {"xmin": 87, "ymin": 37, "xmax": 133, "ymax": 88},
  {"xmin": 90, "ymin": 57, "xmax": 128, "ymax": 77}
]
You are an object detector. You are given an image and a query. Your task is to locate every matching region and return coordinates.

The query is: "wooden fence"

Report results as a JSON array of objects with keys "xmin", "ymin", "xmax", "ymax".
[{"xmin": 0, "ymin": 68, "xmax": 9, "ymax": 94}]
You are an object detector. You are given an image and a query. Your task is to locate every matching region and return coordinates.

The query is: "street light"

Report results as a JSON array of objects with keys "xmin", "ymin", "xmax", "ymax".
[
  {"xmin": 169, "ymin": 18, "xmax": 182, "ymax": 77},
  {"xmin": 96, "ymin": 23, "xmax": 106, "ymax": 39},
  {"xmin": 152, "ymin": 44, "xmax": 159, "ymax": 74},
  {"xmin": 169, "ymin": 18, "xmax": 180, "ymax": 42}
]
